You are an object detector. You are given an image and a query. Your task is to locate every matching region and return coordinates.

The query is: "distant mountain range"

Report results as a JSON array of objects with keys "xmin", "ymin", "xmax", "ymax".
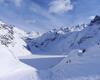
[{"xmin": 0, "ymin": 15, "xmax": 100, "ymax": 80}]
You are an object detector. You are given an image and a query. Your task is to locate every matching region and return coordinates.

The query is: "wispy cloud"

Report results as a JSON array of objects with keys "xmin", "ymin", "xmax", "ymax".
[
  {"xmin": 25, "ymin": 19, "xmax": 36, "ymax": 24},
  {"xmin": 49, "ymin": 0, "xmax": 73, "ymax": 14},
  {"xmin": 0, "ymin": 0, "xmax": 23, "ymax": 7},
  {"xmin": 30, "ymin": 2, "xmax": 55, "ymax": 20},
  {"xmin": 30, "ymin": 2, "xmax": 64, "ymax": 24},
  {"xmin": 28, "ymin": 1, "xmax": 67, "ymax": 31}
]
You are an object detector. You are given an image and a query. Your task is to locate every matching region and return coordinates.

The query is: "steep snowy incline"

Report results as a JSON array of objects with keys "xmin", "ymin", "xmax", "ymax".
[
  {"xmin": 0, "ymin": 21, "xmax": 40, "ymax": 57},
  {"xmin": 0, "ymin": 21, "xmax": 42, "ymax": 80},
  {"xmin": 0, "ymin": 45, "xmax": 39, "ymax": 80},
  {"xmin": 8, "ymin": 27, "xmax": 32, "ymax": 57}
]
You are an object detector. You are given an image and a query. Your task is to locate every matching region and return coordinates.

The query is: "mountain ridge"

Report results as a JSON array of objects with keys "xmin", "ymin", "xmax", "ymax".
[{"xmin": 0, "ymin": 15, "xmax": 100, "ymax": 80}]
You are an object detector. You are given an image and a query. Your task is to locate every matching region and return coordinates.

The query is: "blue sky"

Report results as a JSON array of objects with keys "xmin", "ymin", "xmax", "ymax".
[{"xmin": 0, "ymin": 0, "xmax": 100, "ymax": 33}]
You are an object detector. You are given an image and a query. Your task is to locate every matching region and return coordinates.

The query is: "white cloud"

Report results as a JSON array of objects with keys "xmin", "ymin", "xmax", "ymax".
[
  {"xmin": 30, "ymin": 2, "xmax": 65, "ymax": 30},
  {"xmin": 49, "ymin": 0, "xmax": 73, "ymax": 14}
]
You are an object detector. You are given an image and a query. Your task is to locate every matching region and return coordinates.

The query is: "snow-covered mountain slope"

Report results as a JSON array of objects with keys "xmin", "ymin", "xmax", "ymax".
[
  {"xmin": 0, "ymin": 45, "xmax": 38, "ymax": 80},
  {"xmin": 49, "ymin": 44, "xmax": 100, "ymax": 80},
  {"xmin": 26, "ymin": 15, "xmax": 100, "ymax": 55},
  {"xmin": 0, "ymin": 22, "xmax": 41, "ymax": 80},
  {"xmin": 0, "ymin": 15, "xmax": 100, "ymax": 80},
  {"xmin": 0, "ymin": 22, "xmax": 40, "ymax": 57},
  {"xmin": 35, "ymin": 44, "xmax": 100, "ymax": 80}
]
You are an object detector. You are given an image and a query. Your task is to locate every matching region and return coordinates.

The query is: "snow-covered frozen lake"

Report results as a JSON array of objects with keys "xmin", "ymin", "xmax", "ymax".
[
  {"xmin": 20, "ymin": 58, "xmax": 63, "ymax": 70},
  {"xmin": 19, "ymin": 55, "xmax": 67, "ymax": 70}
]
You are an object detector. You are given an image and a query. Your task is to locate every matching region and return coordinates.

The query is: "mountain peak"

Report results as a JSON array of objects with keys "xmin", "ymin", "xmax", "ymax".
[
  {"xmin": 90, "ymin": 15, "xmax": 100, "ymax": 25},
  {"xmin": 0, "ymin": 20, "xmax": 5, "ymax": 25}
]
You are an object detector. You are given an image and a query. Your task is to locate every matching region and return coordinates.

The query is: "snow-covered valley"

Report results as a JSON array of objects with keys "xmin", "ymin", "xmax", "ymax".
[{"xmin": 0, "ymin": 16, "xmax": 100, "ymax": 80}]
